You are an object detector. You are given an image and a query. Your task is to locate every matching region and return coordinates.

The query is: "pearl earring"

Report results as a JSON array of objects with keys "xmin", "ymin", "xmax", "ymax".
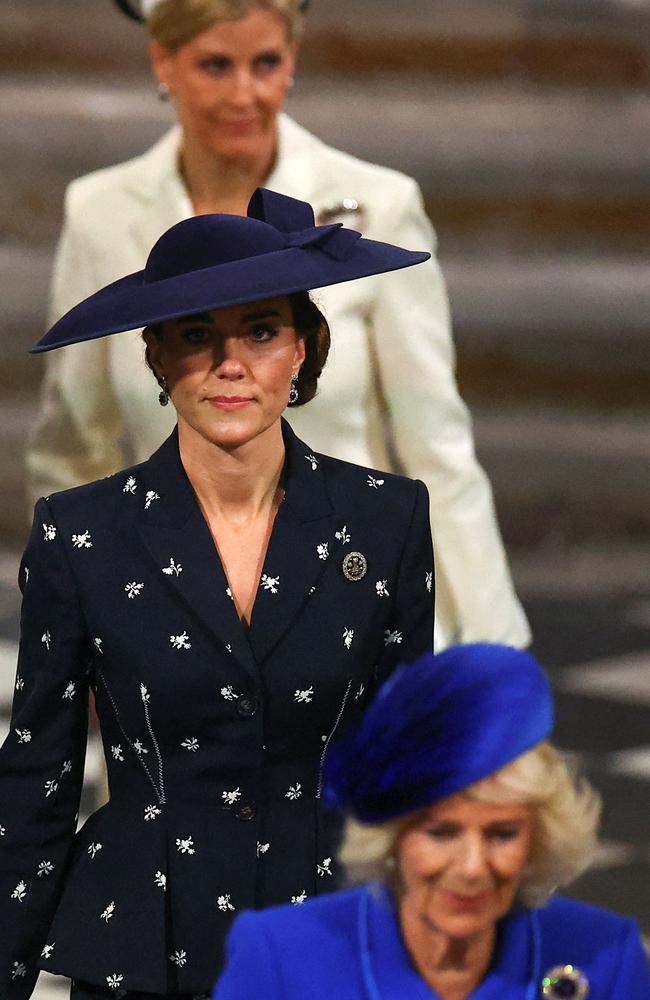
[
  {"xmin": 158, "ymin": 375, "xmax": 170, "ymax": 407},
  {"xmin": 157, "ymin": 81, "xmax": 170, "ymax": 102}
]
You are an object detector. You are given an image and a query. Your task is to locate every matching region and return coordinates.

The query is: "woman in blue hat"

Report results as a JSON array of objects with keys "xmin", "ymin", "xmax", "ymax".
[
  {"xmin": 0, "ymin": 192, "xmax": 434, "ymax": 998},
  {"xmin": 215, "ymin": 643, "xmax": 650, "ymax": 1000}
]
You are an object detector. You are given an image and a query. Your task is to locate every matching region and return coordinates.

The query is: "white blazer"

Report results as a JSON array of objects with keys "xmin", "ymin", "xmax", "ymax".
[{"xmin": 27, "ymin": 114, "xmax": 530, "ymax": 650}]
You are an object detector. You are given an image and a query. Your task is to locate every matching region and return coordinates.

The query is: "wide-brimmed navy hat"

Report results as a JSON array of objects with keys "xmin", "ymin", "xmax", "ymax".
[
  {"xmin": 111, "ymin": 0, "xmax": 311, "ymax": 21},
  {"xmin": 32, "ymin": 188, "xmax": 428, "ymax": 354},
  {"xmin": 323, "ymin": 643, "xmax": 554, "ymax": 824}
]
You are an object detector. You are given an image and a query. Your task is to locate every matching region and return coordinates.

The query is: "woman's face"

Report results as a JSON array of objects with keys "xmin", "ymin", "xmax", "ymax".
[
  {"xmin": 145, "ymin": 295, "xmax": 305, "ymax": 450},
  {"xmin": 150, "ymin": 9, "xmax": 296, "ymax": 162},
  {"xmin": 396, "ymin": 794, "xmax": 534, "ymax": 942}
]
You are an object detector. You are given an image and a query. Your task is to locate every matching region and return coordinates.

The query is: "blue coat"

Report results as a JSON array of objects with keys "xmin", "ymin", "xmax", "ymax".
[
  {"xmin": 0, "ymin": 421, "xmax": 433, "ymax": 997},
  {"xmin": 214, "ymin": 884, "xmax": 650, "ymax": 1000}
]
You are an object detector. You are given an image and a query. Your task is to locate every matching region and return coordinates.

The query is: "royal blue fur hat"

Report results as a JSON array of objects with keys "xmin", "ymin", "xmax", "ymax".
[
  {"xmin": 323, "ymin": 643, "xmax": 554, "ymax": 823},
  {"xmin": 32, "ymin": 188, "xmax": 429, "ymax": 354}
]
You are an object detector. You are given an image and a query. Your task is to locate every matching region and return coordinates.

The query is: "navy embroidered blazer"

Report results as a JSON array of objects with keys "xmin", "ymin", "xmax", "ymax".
[
  {"xmin": 215, "ymin": 884, "xmax": 650, "ymax": 1000},
  {"xmin": 0, "ymin": 421, "xmax": 434, "ymax": 997}
]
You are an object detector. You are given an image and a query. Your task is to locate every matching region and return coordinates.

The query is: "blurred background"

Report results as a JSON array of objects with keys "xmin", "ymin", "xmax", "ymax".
[{"xmin": 0, "ymin": 0, "xmax": 648, "ymax": 994}]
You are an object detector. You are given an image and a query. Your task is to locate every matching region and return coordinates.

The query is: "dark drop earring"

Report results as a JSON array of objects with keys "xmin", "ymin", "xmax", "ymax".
[
  {"xmin": 158, "ymin": 375, "xmax": 170, "ymax": 407},
  {"xmin": 289, "ymin": 373, "xmax": 299, "ymax": 405}
]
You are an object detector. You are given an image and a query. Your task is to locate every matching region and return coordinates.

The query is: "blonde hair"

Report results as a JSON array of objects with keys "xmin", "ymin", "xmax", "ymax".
[
  {"xmin": 148, "ymin": 0, "xmax": 304, "ymax": 49},
  {"xmin": 340, "ymin": 742, "xmax": 601, "ymax": 908}
]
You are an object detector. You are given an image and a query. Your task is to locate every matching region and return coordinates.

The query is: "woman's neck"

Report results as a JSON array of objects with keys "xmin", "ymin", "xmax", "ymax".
[
  {"xmin": 179, "ymin": 130, "xmax": 277, "ymax": 216},
  {"xmin": 399, "ymin": 903, "xmax": 495, "ymax": 1000}
]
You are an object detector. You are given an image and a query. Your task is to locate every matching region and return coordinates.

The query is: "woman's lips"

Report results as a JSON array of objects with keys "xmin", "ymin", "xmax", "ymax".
[
  {"xmin": 442, "ymin": 889, "xmax": 491, "ymax": 910},
  {"xmin": 207, "ymin": 396, "xmax": 252, "ymax": 411}
]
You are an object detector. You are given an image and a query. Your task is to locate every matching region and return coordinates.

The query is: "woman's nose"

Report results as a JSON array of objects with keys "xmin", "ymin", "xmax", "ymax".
[
  {"xmin": 212, "ymin": 338, "xmax": 246, "ymax": 376},
  {"xmin": 456, "ymin": 835, "xmax": 489, "ymax": 879},
  {"xmin": 228, "ymin": 68, "xmax": 256, "ymax": 108}
]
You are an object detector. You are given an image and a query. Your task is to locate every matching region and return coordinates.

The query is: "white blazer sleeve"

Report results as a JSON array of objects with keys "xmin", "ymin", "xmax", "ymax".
[
  {"xmin": 25, "ymin": 195, "xmax": 124, "ymax": 509},
  {"xmin": 368, "ymin": 179, "xmax": 530, "ymax": 649}
]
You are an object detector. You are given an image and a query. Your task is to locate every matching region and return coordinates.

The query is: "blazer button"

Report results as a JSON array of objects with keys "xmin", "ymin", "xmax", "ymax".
[
  {"xmin": 235, "ymin": 802, "xmax": 257, "ymax": 822},
  {"xmin": 237, "ymin": 695, "xmax": 259, "ymax": 718}
]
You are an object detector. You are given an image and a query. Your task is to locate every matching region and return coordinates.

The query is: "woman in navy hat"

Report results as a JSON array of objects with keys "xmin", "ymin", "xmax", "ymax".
[
  {"xmin": 0, "ymin": 192, "xmax": 434, "ymax": 998},
  {"xmin": 215, "ymin": 643, "xmax": 650, "ymax": 1000}
]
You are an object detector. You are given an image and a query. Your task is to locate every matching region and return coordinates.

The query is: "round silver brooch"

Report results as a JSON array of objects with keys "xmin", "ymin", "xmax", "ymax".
[
  {"xmin": 541, "ymin": 965, "xmax": 590, "ymax": 999},
  {"xmin": 342, "ymin": 551, "xmax": 368, "ymax": 582}
]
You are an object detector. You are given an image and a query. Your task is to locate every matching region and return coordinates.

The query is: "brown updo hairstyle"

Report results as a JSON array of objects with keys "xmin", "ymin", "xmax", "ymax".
[
  {"xmin": 147, "ymin": 0, "xmax": 305, "ymax": 50},
  {"xmin": 142, "ymin": 291, "xmax": 330, "ymax": 407}
]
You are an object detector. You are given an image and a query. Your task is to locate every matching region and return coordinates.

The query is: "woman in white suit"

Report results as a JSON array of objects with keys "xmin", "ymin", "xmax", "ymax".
[{"xmin": 27, "ymin": 0, "xmax": 529, "ymax": 651}]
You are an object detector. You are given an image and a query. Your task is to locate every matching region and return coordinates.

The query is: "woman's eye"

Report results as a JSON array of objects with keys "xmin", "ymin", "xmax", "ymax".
[
  {"xmin": 249, "ymin": 325, "xmax": 277, "ymax": 343},
  {"xmin": 200, "ymin": 56, "xmax": 230, "ymax": 75},
  {"xmin": 488, "ymin": 828, "xmax": 520, "ymax": 842},
  {"xmin": 425, "ymin": 826, "xmax": 457, "ymax": 841},
  {"xmin": 255, "ymin": 52, "xmax": 283, "ymax": 73},
  {"xmin": 182, "ymin": 328, "xmax": 210, "ymax": 345}
]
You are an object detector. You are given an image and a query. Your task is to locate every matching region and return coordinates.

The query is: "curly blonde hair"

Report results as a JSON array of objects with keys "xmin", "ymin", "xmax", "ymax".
[
  {"xmin": 148, "ymin": 0, "xmax": 304, "ymax": 49},
  {"xmin": 340, "ymin": 742, "xmax": 601, "ymax": 908}
]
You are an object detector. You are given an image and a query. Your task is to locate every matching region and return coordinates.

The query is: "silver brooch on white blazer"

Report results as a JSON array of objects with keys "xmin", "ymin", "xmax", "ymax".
[{"xmin": 317, "ymin": 199, "xmax": 367, "ymax": 231}]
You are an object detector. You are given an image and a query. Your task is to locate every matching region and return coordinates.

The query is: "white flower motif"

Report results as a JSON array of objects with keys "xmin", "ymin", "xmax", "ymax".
[
  {"xmin": 44, "ymin": 779, "xmax": 58, "ymax": 797},
  {"xmin": 88, "ymin": 842, "xmax": 103, "ymax": 859},
  {"xmin": 24, "ymin": 567, "xmax": 29, "ymax": 583},
  {"xmin": 61, "ymin": 760, "xmax": 72, "ymax": 775},
  {"xmin": 123, "ymin": 476, "xmax": 137, "ymax": 494},
  {"xmin": 256, "ymin": 842, "xmax": 270, "ymax": 856},
  {"xmin": 169, "ymin": 950, "xmax": 187, "ymax": 968},
  {"xmin": 42, "ymin": 523, "xmax": 56, "ymax": 541},
  {"xmin": 285, "ymin": 783, "xmax": 302, "ymax": 800},
  {"xmin": 11, "ymin": 880, "xmax": 27, "ymax": 902},
  {"xmin": 335, "ymin": 525, "xmax": 351, "ymax": 544},
  {"xmin": 225, "ymin": 587, "xmax": 233, "ymax": 600},
  {"xmin": 162, "ymin": 557, "xmax": 182, "ymax": 576},
  {"xmin": 0, "ymin": 825, "xmax": 5, "ymax": 836},
  {"xmin": 111, "ymin": 744, "xmax": 124, "ymax": 762},
  {"xmin": 355, "ymin": 682, "xmax": 365, "ymax": 701},
  {"xmin": 72, "ymin": 529, "xmax": 93, "ymax": 549},
  {"xmin": 124, "ymin": 581, "xmax": 144, "ymax": 600},
  {"xmin": 376, "ymin": 580, "xmax": 390, "ymax": 598},
  {"xmin": 170, "ymin": 631, "xmax": 191, "ymax": 650},
  {"xmin": 425, "ymin": 570, "xmax": 433, "ymax": 593},
  {"xmin": 41, "ymin": 630, "xmax": 51, "ymax": 651},
  {"xmin": 305, "ymin": 454, "xmax": 318, "ymax": 470},
  {"xmin": 12, "ymin": 962, "xmax": 27, "ymax": 979},
  {"xmin": 15, "ymin": 728, "xmax": 31, "ymax": 744},
  {"xmin": 260, "ymin": 573, "xmax": 280, "ymax": 594},
  {"xmin": 144, "ymin": 490, "xmax": 160, "ymax": 510},
  {"xmin": 294, "ymin": 687, "xmax": 314, "ymax": 704},
  {"xmin": 144, "ymin": 804, "xmax": 161, "ymax": 821},
  {"xmin": 106, "ymin": 974, "xmax": 124, "ymax": 990},
  {"xmin": 133, "ymin": 740, "xmax": 148, "ymax": 755},
  {"xmin": 217, "ymin": 893, "xmax": 235, "ymax": 912},
  {"xmin": 176, "ymin": 837, "xmax": 195, "ymax": 855},
  {"xmin": 62, "ymin": 680, "xmax": 76, "ymax": 700},
  {"xmin": 94, "ymin": 637, "xmax": 104, "ymax": 654},
  {"xmin": 41, "ymin": 943, "xmax": 55, "ymax": 959},
  {"xmin": 15, "ymin": 675, "xmax": 24, "ymax": 691},
  {"xmin": 154, "ymin": 871, "xmax": 167, "ymax": 889},
  {"xmin": 384, "ymin": 629, "xmax": 403, "ymax": 646},
  {"xmin": 342, "ymin": 627, "xmax": 354, "ymax": 650},
  {"xmin": 367, "ymin": 475, "xmax": 384, "ymax": 489},
  {"xmin": 291, "ymin": 890, "xmax": 308, "ymax": 904},
  {"xmin": 100, "ymin": 901, "xmax": 115, "ymax": 922},
  {"xmin": 225, "ymin": 643, "xmax": 232, "ymax": 654},
  {"xmin": 181, "ymin": 737, "xmax": 199, "ymax": 752},
  {"xmin": 222, "ymin": 788, "xmax": 242, "ymax": 806},
  {"xmin": 317, "ymin": 857, "xmax": 333, "ymax": 877},
  {"xmin": 316, "ymin": 542, "xmax": 329, "ymax": 560},
  {"xmin": 220, "ymin": 685, "xmax": 239, "ymax": 701},
  {"xmin": 140, "ymin": 683, "xmax": 150, "ymax": 703}
]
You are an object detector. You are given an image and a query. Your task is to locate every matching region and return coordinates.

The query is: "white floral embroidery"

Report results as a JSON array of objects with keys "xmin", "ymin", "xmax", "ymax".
[
  {"xmin": 72, "ymin": 530, "xmax": 93, "ymax": 549},
  {"xmin": 15, "ymin": 675, "xmax": 24, "ymax": 691},
  {"xmin": 294, "ymin": 687, "xmax": 314, "ymax": 704},
  {"xmin": 100, "ymin": 901, "xmax": 115, "ymax": 922},
  {"xmin": 16, "ymin": 728, "xmax": 31, "ymax": 744},
  {"xmin": 376, "ymin": 580, "xmax": 390, "ymax": 598},
  {"xmin": 316, "ymin": 542, "xmax": 329, "ymax": 560},
  {"xmin": 43, "ymin": 523, "xmax": 56, "ymax": 541},
  {"xmin": 88, "ymin": 842, "xmax": 103, "ymax": 859},
  {"xmin": 61, "ymin": 760, "xmax": 72, "ymax": 775},
  {"xmin": 44, "ymin": 779, "xmax": 58, "ymax": 797},
  {"xmin": 217, "ymin": 893, "xmax": 235, "ymax": 912},
  {"xmin": 305, "ymin": 454, "xmax": 318, "ymax": 470},
  {"xmin": 225, "ymin": 587, "xmax": 233, "ymax": 600},
  {"xmin": 317, "ymin": 857, "xmax": 333, "ymax": 877},
  {"xmin": 62, "ymin": 681, "xmax": 76, "ymax": 700},
  {"xmin": 291, "ymin": 890, "xmax": 308, "ymax": 904},
  {"xmin": 0, "ymin": 825, "xmax": 5, "ymax": 836},
  {"xmin": 342, "ymin": 627, "xmax": 354, "ymax": 650},
  {"xmin": 154, "ymin": 871, "xmax": 167, "ymax": 889},
  {"xmin": 225, "ymin": 643, "xmax": 232, "ymax": 654},
  {"xmin": 162, "ymin": 557, "xmax": 182, "ymax": 576},
  {"xmin": 384, "ymin": 629, "xmax": 403, "ymax": 646},
  {"xmin": 260, "ymin": 573, "xmax": 280, "ymax": 594},
  {"xmin": 170, "ymin": 631, "xmax": 191, "ymax": 650},
  {"xmin": 257, "ymin": 842, "xmax": 270, "ymax": 856},
  {"xmin": 12, "ymin": 962, "xmax": 27, "ymax": 979},
  {"xmin": 286, "ymin": 783, "xmax": 302, "ymax": 800},
  {"xmin": 222, "ymin": 788, "xmax": 242, "ymax": 806},
  {"xmin": 335, "ymin": 525, "xmax": 351, "ymax": 544},
  {"xmin": 220, "ymin": 685, "xmax": 239, "ymax": 701},
  {"xmin": 106, "ymin": 974, "xmax": 124, "ymax": 990},
  {"xmin": 41, "ymin": 630, "xmax": 51, "ymax": 651},
  {"xmin": 94, "ymin": 637, "xmax": 104, "ymax": 654},
  {"xmin": 41, "ymin": 943, "xmax": 55, "ymax": 959},
  {"xmin": 125, "ymin": 581, "xmax": 144, "ymax": 600},
  {"xmin": 355, "ymin": 682, "xmax": 365, "ymax": 701},
  {"xmin": 11, "ymin": 880, "xmax": 27, "ymax": 902},
  {"xmin": 425, "ymin": 570, "xmax": 433, "ymax": 593},
  {"xmin": 144, "ymin": 490, "xmax": 160, "ymax": 510},
  {"xmin": 181, "ymin": 737, "xmax": 199, "ymax": 752},
  {"xmin": 169, "ymin": 950, "xmax": 187, "ymax": 967},
  {"xmin": 144, "ymin": 804, "xmax": 161, "ymax": 821},
  {"xmin": 133, "ymin": 740, "xmax": 148, "ymax": 755},
  {"xmin": 367, "ymin": 475, "xmax": 384, "ymax": 489},
  {"xmin": 140, "ymin": 683, "xmax": 150, "ymax": 703},
  {"xmin": 24, "ymin": 567, "xmax": 29, "ymax": 583},
  {"xmin": 111, "ymin": 744, "xmax": 124, "ymax": 762},
  {"xmin": 176, "ymin": 837, "xmax": 195, "ymax": 855},
  {"xmin": 123, "ymin": 476, "xmax": 137, "ymax": 494}
]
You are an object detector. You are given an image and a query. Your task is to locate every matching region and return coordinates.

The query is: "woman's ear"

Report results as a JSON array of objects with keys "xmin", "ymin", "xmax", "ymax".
[
  {"xmin": 294, "ymin": 335, "xmax": 307, "ymax": 371},
  {"xmin": 143, "ymin": 328, "xmax": 164, "ymax": 381},
  {"xmin": 149, "ymin": 40, "xmax": 174, "ymax": 91}
]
